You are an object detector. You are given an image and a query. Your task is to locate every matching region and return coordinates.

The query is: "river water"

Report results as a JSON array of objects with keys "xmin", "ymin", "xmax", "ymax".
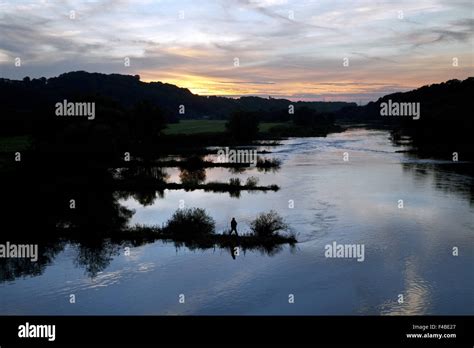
[{"xmin": 1, "ymin": 128, "xmax": 473, "ymax": 314}]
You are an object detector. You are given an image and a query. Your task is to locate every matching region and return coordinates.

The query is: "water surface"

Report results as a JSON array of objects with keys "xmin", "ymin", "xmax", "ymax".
[{"xmin": 1, "ymin": 128, "xmax": 473, "ymax": 315}]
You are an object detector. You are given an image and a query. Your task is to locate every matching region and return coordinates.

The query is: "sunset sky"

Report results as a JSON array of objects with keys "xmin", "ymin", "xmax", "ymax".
[{"xmin": 0, "ymin": 0, "xmax": 473, "ymax": 102}]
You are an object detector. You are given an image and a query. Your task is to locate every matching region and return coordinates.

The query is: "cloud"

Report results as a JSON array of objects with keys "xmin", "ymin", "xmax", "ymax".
[
  {"xmin": 351, "ymin": 52, "xmax": 399, "ymax": 64},
  {"xmin": 407, "ymin": 18, "xmax": 474, "ymax": 48},
  {"xmin": 0, "ymin": 0, "xmax": 472, "ymax": 101}
]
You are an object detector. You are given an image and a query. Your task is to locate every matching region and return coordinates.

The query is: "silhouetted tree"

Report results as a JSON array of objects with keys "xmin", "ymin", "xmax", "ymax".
[
  {"xmin": 225, "ymin": 111, "xmax": 259, "ymax": 141},
  {"xmin": 130, "ymin": 100, "xmax": 166, "ymax": 148}
]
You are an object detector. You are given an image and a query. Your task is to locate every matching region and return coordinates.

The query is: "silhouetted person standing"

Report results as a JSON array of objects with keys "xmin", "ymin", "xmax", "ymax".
[{"xmin": 230, "ymin": 217, "xmax": 238, "ymax": 236}]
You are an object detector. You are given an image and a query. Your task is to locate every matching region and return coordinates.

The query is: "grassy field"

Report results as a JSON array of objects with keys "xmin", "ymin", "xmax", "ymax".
[
  {"xmin": 0, "ymin": 135, "xmax": 31, "ymax": 152},
  {"xmin": 163, "ymin": 120, "xmax": 287, "ymax": 135}
]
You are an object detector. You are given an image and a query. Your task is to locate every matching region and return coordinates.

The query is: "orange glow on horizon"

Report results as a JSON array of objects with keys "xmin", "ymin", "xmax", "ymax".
[
  {"xmin": 139, "ymin": 62, "xmax": 474, "ymax": 101},
  {"xmin": 140, "ymin": 72, "xmax": 419, "ymax": 100}
]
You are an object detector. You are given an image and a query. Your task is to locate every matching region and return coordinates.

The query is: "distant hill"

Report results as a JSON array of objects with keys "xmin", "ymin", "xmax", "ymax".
[
  {"xmin": 336, "ymin": 77, "xmax": 474, "ymax": 158},
  {"xmin": 336, "ymin": 77, "xmax": 474, "ymax": 123},
  {"xmin": 0, "ymin": 71, "xmax": 355, "ymax": 122},
  {"xmin": 1, "ymin": 72, "xmax": 472, "ymax": 158}
]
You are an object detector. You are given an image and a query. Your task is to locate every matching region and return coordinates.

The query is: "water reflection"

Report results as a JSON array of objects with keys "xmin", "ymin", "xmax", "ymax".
[
  {"xmin": 72, "ymin": 240, "xmax": 121, "ymax": 278},
  {"xmin": 379, "ymin": 257, "xmax": 433, "ymax": 315},
  {"xmin": 0, "ymin": 155, "xmax": 290, "ymax": 282},
  {"xmin": 401, "ymin": 162, "xmax": 474, "ymax": 205},
  {"xmin": 0, "ymin": 129, "xmax": 473, "ymax": 315},
  {"xmin": 180, "ymin": 168, "xmax": 206, "ymax": 186},
  {"xmin": 0, "ymin": 241, "xmax": 65, "ymax": 282}
]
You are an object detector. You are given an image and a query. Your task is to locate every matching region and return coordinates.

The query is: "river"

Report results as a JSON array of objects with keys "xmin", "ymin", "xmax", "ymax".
[{"xmin": 1, "ymin": 128, "xmax": 473, "ymax": 315}]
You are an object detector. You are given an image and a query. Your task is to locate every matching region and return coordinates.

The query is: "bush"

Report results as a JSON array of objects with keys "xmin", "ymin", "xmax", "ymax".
[
  {"xmin": 257, "ymin": 157, "xmax": 281, "ymax": 168},
  {"xmin": 250, "ymin": 210, "xmax": 289, "ymax": 237},
  {"xmin": 165, "ymin": 208, "xmax": 215, "ymax": 236},
  {"xmin": 245, "ymin": 176, "xmax": 259, "ymax": 187},
  {"xmin": 229, "ymin": 177, "xmax": 241, "ymax": 186}
]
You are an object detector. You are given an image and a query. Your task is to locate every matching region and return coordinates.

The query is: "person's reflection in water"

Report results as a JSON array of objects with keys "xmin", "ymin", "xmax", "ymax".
[{"xmin": 229, "ymin": 243, "xmax": 237, "ymax": 260}]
